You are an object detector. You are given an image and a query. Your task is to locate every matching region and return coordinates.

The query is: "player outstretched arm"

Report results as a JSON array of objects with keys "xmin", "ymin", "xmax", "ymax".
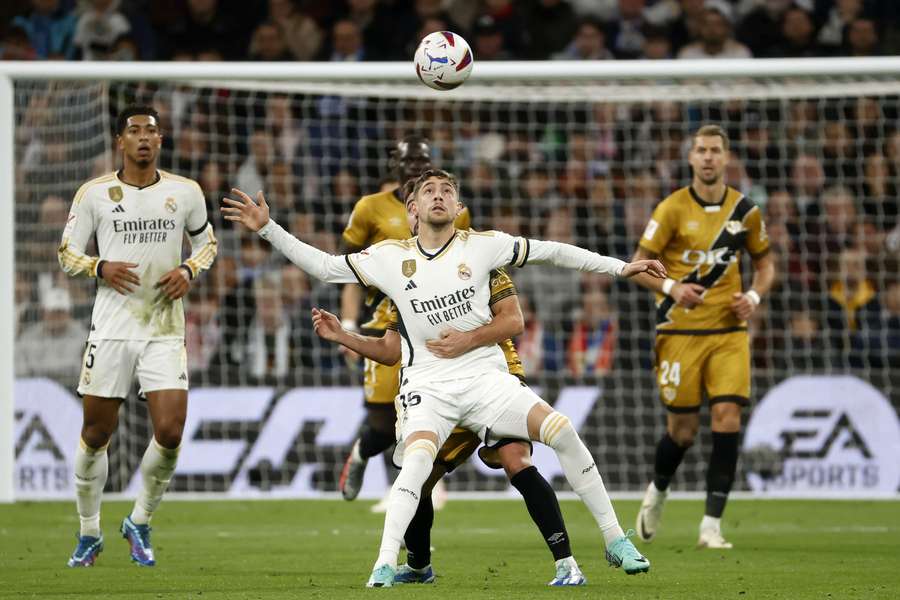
[
  {"xmin": 631, "ymin": 246, "xmax": 706, "ymax": 308},
  {"xmin": 312, "ymin": 307, "xmax": 402, "ymax": 366},
  {"xmin": 221, "ymin": 188, "xmax": 359, "ymax": 284},
  {"xmin": 518, "ymin": 237, "xmax": 667, "ymax": 280}
]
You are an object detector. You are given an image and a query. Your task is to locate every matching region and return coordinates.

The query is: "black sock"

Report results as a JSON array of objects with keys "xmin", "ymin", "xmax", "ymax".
[
  {"xmin": 510, "ymin": 466, "xmax": 572, "ymax": 561},
  {"xmin": 653, "ymin": 433, "xmax": 688, "ymax": 491},
  {"xmin": 358, "ymin": 425, "xmax": 395, "ymax": 460},
  {"xmin": 705, "ymin": 431, "xmax": 739, "ymax": 518},
  {"xmin": 404, "ymin": 495, "xmax": 433, "ymax": 569}
]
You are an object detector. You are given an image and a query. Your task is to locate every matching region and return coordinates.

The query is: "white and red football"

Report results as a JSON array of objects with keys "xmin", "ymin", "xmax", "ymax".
[{"xmin": 414, "ymin": 31, "xmax": 474, "ymax": 91}]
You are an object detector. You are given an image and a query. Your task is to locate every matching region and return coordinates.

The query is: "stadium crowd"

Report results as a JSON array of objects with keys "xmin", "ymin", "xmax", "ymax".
[
  {"xmin": 11, "ymin": 77, "xmax": 900, "ymax": 391},
  {"xmin": 1, "ymin": 0, "xmax": 898, "ymax": 62}
]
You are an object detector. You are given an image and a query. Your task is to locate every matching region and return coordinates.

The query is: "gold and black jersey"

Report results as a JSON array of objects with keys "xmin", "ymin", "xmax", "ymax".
[
  {"xmin": 343, "ymin": 188, "xmax": 471, "ymax": 331},
  {"xmin": 386, "ymin": 267, "xmax": 525, "ymax": 380},
  {"xmin": 639, "ymin": 186, "xmax": 769, "ymax": 333}
]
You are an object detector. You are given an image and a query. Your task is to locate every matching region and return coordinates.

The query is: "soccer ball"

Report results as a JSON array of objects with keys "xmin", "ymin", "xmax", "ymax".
[{"xmin": 414, "ymin": 31, "xmax": 474, "ymax": 91}]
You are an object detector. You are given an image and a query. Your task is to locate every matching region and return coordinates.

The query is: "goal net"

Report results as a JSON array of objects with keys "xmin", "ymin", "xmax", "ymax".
[{"xmin": 8, "ymin": 61, "xmax": 900, "ymax": 499}]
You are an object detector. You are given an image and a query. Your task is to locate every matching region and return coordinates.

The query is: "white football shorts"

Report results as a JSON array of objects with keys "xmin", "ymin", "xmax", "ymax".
[
  {"xmin": 76, "ymin": 339, "xmax": 188, "ymax": 399},
  {"xmin": 395, "ymin": 370, "xmax": 547, "ymax": 457}
]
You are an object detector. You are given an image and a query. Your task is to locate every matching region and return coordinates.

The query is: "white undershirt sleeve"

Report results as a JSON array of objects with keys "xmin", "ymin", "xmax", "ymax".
[
  {"xmin": 258, "ymin": 219, "xmax": 360, "ymax": 284},
  {"xmin": 525, "ymin": 239, "xmax": 626, "ymax": 277}
]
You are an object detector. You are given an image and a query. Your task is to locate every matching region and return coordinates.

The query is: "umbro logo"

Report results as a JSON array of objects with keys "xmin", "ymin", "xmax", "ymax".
[
  {"xmin": 404, "ymin": 280, "xmax": 417, "ymax": 291},
  {"xmin": 547, "ymin": 532, "xmax": 566, "ymax": 545},
  {"xmin": 112, "ymin": 205, "xmax": 126, "ymax": 213}
]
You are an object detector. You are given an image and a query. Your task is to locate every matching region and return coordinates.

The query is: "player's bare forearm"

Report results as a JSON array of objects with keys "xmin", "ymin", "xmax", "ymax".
[
  {"xmin": 750, "ymin": 253, "xmax": 775, "ymax": 297},
  {"xmin": 337, "ymin": 329, "xmax": 401, "ymax": 365},
  {"xmin": 469, "ymin": 295, "xmax": 524, "ymax": 348},
  {"xmin": 630, "ymin": 247, "xmax": 666, "ymax": 292}
]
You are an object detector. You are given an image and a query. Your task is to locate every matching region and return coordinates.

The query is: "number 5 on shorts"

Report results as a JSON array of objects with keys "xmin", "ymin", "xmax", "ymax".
[
  {"xmin": 84, "ymin": 343, "xmax": 98, "ymax": 369},
  {"xmin": 399, "ymin": 393, "xmax": 421, "ymax": 410}
]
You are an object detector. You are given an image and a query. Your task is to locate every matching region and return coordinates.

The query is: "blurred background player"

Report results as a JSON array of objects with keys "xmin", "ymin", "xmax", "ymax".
[
  {"xmin": 631, "ymin": 124, "xmax": 775, "ymax": 549},
  {"xmin": 58, "ymin": 105, "xmax": 217, "ymax": 567},
  {"xmin": 338, "ymin": 135, "xmax": 470, "ymax": 505}
]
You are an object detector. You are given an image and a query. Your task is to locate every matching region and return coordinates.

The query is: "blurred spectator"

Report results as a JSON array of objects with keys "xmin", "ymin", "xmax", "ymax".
[
  {"xmin": 817, "ymin": 0, "xmax": 865, "ymax": 54},
  {"xmin": 522, "ymin": 0, "xmax": 578, "ymax": 59},
  {"xmin": 554, "ymin": 17, "xmax": 614, "ymax": 59},
  {"xmin": 107, "ymin": 33, "xmax": 137, "ymax": 60},
  {"xmin": 665, "ymin": 0, "xmax": 705, "ymax": 53},
  {"xmin": 185, "ymin": 292, "xmax": 221, "ymax": 375},
  {"xmin": 328, "ymin": 19, "xmax": 365, "ymax": 61},
  {"xmin": 472, "ymin": 14, "xmax": 513, "ymax": 60},
  {"xmin": 677, "ymin": 1, "xmax": 751, "ymax": 59},
  {"xmin": 805, "ymin": 184, "xmax": 858, "ymax": 277},
  {"xmin": 268, "ymin": 0, "xmax": 323, "ymax": 61},
  {"xmin": 768, "ymin": 5, "xmax": 818, "ymax": 58},
  {"xmin": 861, "ymin": 153, "xmax": 899, "ymax": 231},
  {"xmin": 244, "ymin": 271, "xmax": 292, "ymax": 380},
  {"xmin": 825, "ymin": 247, "xmax": 881, "ymax": 367},
  {"xmin": 518, "ymin": 165, "xmax": 560, "ymax": 236},
  {"xmin": 15, "ymin": 272, "xmax": 36, "ymax": 337},
  {"xmin": 790, "ymin": 153, "xmax": 825, "ymax": 216},
  {"xmin": 165, "ymin": 0, "xmax": 244, "ymax": 60},
  {"xmin": 737, "ymin": 0, "xmax": 792, "ymax": 58},
  {"xmin": 267, "ymin": 160, "xmax": 299, "ymax": 215},
  {"xmin": 566, "ymin": 278, "xmax": 617, "ymax": 376},
  {"xmin": 641, "ymin": 24, "xmax": 673, "ymax": 58},
  {"xmin": 342, "ymin": 0, "xmax": 395, "ymax": 59},
  {"xmin": 16, "ymin": 287, "xmax": 88, "ymax": 380},
  {"xmin": 235, "ymin": 129, "xmax": 274, "ymax": 199},
  {"xmin": 248, "ymin": 21, "xmax": 291, "ymax": 61},
  {"xmin": 0, "ymin": 24, "xmax": 38, "ymax": 60},
  {"xmin": 605, "ymin": 0, "xmax": 650, "ymax": 59},
  {"xmin": 783, "ymin": 305, "xmax": 826, "ymax": 371},
  {"xmin": 12, "ymin": 0, "xmax": 76, "ymax": 59},
  {"xmin": 846, "ymin": 17, "xmax": 880, "ymax": 56},
  {"xmin": 480, "ymin": 0, "xmax": 529, "ymax": 56},
  {"xmin": 73, "ymin": 0, "xmax": 130, "ymax": 60},
  {"xmin": 821, "ymin": 120, "xmax": 859, "ymax": 183}
]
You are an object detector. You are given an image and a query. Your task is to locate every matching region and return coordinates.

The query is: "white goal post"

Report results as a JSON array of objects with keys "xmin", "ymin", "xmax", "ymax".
[{"xmin": 2, "ymin": 57, "xmax": 899, "ymax": 503}]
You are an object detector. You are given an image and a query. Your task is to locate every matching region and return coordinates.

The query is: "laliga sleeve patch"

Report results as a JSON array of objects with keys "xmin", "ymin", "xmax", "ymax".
[{"xmin": 643, "ymin": 219, "xmax": 659, "ymax": 241}]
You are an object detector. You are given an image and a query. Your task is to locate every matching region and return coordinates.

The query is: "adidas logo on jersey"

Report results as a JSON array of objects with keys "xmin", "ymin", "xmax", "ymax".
[
  {"xmin": 112, "ymin": 205, "xmax": 126, "ymax": 213},
  {"xmin": 404, "ymin": 280, "xmax": 417, "ymax": 291},
  {"xmin": 178, "ymin": 373, "xmax": 187, "ymax": 381}
]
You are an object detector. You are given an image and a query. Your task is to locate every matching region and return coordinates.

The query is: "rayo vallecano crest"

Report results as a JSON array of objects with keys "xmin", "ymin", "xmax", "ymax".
[
  {"xmin": 725, "ymin": 220, "xmax": 744, "ymax": 235},
  {"xmin": 402, "ymin": 259, "xmax": 417, "ymax": 278}
]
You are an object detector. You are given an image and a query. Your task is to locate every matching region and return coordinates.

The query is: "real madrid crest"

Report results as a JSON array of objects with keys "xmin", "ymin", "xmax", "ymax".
[
  {"xmin": 725, "ymin": 220, "xmax": 744, "ymax": 235},
  {"xmin": 108, "ymin": 186, "xmax": 123, "ymax": 202},
  {"xmin": 402, "ymin": 259, "xmax": 417, "ymax": 278},
  {"xmin": 165, "ymin": 197, "xmax": 178, "ymax": 213},
  {"xmin": 457, "ymin": 263, "xmax": 471, "ymax": 280}
]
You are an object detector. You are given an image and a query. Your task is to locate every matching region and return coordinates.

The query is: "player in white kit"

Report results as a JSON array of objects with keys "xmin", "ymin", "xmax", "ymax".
[
  {"xmin": 222, "ymin": 170, "xmax": 665, "ymax": 586},
  {"xmin": 59, "ymin": 106, "xmax": 218, "ymax": 567}
]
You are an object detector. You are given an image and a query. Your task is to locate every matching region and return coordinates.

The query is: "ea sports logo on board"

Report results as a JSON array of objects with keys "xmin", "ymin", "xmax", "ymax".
[{"xmin": 743, "ymin": 376, "xmax": 900, "ymax": 496}]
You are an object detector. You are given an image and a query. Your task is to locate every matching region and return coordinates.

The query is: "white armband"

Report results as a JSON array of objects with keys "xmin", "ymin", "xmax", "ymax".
[
  {"xmin": 745, "ymin": 290, "xmax": 761, "ymax": 306},
  {"xmin": 341, "ymin": 319, "xmax": 358, "ymax": 332}
]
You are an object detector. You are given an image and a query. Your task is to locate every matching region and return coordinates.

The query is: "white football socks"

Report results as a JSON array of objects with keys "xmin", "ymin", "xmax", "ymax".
[
  {"xmin": 374, "ymin": 438, "xmax": 437, "ymax": 570},
  {"xmin": 130, "ymin": 437, "xmax": 180, "ymax": 525},
  {"xmin": 540, "ymin": 412, "xmax": 625, "ymax": 545},
  {"xmin": 74, "ymin": 439, "xmax": 109, "ymax": 538}
]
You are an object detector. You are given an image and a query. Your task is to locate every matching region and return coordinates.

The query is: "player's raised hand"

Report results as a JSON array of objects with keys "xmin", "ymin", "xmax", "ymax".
[
  {"xmin": 672, "ymin": 282, "xmax": 705, "ymax": 308},
  {"xmin": 425, "ymin": 327, "xmax": 473, "ymax": 359},
  {"xmin": 312, "ymin": 307, "xmax": 343, "ymax": 342},
  {"xmin": 156, "ymin": 266, "xmax": 191, "ymax": 301},
  {"xmin": 730, "ymin": 292, "xmax": 758, "ymax": 320},
  {"xmin": 100, "ymin": 261, "xmax": 140, "ymax": 295},
  {"xmin": 621, "ymin": 259, "xmax": 667, "ymax": 279},
  {"xmin": 221, "ymin": 188, "xmax": 270, "ymax": 232}
]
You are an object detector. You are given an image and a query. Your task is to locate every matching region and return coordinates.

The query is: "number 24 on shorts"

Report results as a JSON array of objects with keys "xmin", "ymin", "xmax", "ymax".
[{"xmin": 659, "ymin": 360, "xmax": 681, "ymax": 386}]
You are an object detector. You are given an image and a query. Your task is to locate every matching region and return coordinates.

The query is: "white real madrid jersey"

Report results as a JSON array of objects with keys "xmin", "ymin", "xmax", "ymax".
[{"xmin": 59, "ymin": 170, "xmax": 216, "ymax": 341}]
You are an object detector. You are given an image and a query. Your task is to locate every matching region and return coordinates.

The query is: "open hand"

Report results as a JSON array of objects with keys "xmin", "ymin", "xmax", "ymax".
[
  {"xmin": 425, "ymin": 327, "xmax": 473, "ymax": 358},
  {"xmin": 312, "ymin": 307, "xmax": 343, "ymax": 342},
  {"xmin": 621, "ymin": 259, "xmax": 667, "ymax": 279},
  {"xmin": 221, "ymin": 188, "xmax": 270, "ymax": 232},
  {"xmin": 101, "ymin": 261, "xmax": 140, "ymax": 295}
]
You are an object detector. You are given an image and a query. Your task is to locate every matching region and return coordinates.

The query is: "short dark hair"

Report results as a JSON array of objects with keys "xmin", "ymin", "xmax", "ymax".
[
  {"xmin": 116, "ymin": 105, "xmax": 160, "ymax": 135},
  {"xmin": 411, "ymin": 169, "xmax": 459, "ymax": 199},
  {"xmin": 692, "ymin": 124, "xmax": 730, "ymax": 151}
]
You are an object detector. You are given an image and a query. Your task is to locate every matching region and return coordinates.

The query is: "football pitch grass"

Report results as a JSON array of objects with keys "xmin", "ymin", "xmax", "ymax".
[{"xmin": 1, "ymin": 498, "xmax": 898, "ymax": 599}]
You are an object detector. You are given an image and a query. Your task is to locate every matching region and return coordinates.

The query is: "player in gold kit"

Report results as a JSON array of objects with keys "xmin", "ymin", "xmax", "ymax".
[{"xmin": 631, "ymin": 125, "xmax": 775, "ymax": 549}]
